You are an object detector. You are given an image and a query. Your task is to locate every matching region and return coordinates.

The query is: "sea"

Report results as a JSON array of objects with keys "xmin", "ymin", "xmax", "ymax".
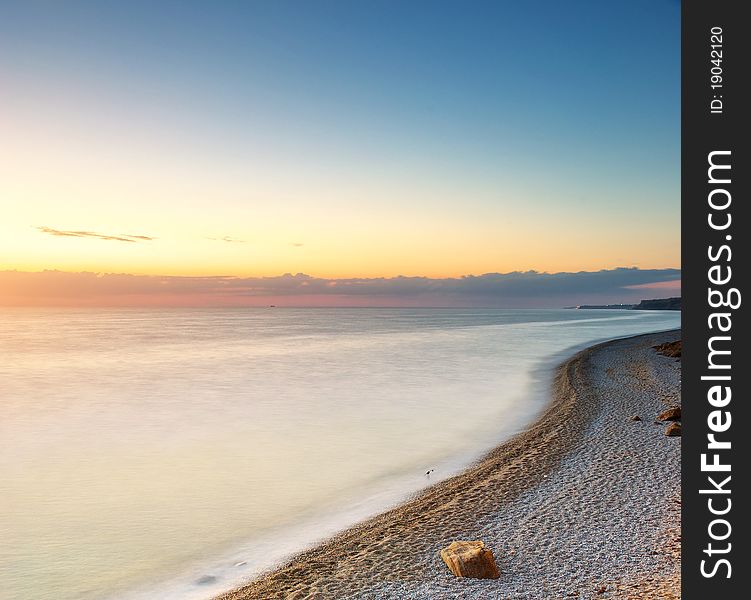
[{"xmin": 0, "ymin": 308, "xmax": 680, "ymax": 600}]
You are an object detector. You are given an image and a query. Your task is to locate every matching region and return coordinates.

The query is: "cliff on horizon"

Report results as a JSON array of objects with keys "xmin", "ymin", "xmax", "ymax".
[
  {"xmin": 572, "ymin": 297, "xmax": 681, "ymax": 311},
  {"xmin": 633, "ymin": 297, "xmax": 681, "ymax": 311}
]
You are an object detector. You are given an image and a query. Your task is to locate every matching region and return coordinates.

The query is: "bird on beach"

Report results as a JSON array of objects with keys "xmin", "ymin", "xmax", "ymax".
[{"xmin": 425, "ymin": 468, "xmax": 435, "ymax": 476}]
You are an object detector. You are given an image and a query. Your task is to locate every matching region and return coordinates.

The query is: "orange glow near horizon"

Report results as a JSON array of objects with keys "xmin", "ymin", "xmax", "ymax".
[
  {"xmin": 0, "ymin": 132, "xmax": 679, "ymax": 280},
  {"xmin": 1, "ymin": 179, "xmax": 680, "ymax": 279}
]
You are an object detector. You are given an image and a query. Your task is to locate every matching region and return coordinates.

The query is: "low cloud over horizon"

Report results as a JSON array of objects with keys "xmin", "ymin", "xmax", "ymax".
[{"xmin": 0, "ymin": 267, "xmax": 681, "ymax": 308}]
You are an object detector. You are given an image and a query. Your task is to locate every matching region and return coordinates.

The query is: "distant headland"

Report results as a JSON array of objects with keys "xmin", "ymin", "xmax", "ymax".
[{"xmin": 567, "ymin": 297, "xmax": 681, "ymax": 311}]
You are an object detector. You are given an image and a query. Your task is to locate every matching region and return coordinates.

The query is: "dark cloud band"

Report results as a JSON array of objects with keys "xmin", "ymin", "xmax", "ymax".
[{"xmin": 1, "ymin": 268, "xmax": 681, "ymax": 308}]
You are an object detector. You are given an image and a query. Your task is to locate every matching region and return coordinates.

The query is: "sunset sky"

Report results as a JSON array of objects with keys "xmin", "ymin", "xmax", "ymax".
[{"xmin": 0, "ymin": 1, "xmax": 680, "ymax": 306}]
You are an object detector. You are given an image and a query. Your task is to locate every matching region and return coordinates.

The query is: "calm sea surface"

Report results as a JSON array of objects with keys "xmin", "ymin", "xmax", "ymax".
[{"xmin": 0, "ymin": 308, "xmax": 680, "ymax": 599}]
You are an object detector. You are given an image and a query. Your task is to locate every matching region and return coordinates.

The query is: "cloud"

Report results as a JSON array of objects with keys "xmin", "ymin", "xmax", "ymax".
[
  {"xmin": 206, "ymin": 236, "xmax": 248, "ymax": 243},
  {"xmin": 623, "ymin": 279, "xmax": 682, "ymax": 291},
  {"xmin": 123, "ymin": 235, "xmax": 155, "ymax": 241},
  {"xmin": 37, "ymin": 227, "xmax": 155, "ymax": 243},
  {"xmin": 0, "ymin": 267, "xmax": 681, "ymax": 308}
]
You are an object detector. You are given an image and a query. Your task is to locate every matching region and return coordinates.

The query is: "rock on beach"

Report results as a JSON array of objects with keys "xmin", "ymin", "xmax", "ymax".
[
  {"xmin": 657, "ymin": 407, "xmax": 681, "ymax": 422},
  {"xmin": 440, "ymin": 540, "xmax": 500, "ymax": 579}
]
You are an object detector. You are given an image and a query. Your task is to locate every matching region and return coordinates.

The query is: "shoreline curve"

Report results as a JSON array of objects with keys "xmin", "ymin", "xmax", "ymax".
[{"xmin": 217, "ymin": 329, "xmax": 681, "ymax": 599}]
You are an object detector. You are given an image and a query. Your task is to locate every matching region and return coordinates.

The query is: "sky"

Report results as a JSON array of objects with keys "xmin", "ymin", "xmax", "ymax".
[{"xmin": 0, "ymin": 1, "xmax": 680, "ymax": 306}]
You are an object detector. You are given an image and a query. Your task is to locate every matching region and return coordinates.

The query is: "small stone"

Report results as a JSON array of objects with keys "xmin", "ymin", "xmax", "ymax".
[
  {"xmin": 440, "ymin": 540, "xmax": 500, "ymax": 579},
  {"xmin": 657, "ymin": 406, "xmax": 681, "ymax": 421},
  {"xmin": 665, "ymin": 422, "xmax": 681, "ymax": 437},
  {"xmin": 630, "ymin": 415, "xmax": 641, "ymax": 421}
]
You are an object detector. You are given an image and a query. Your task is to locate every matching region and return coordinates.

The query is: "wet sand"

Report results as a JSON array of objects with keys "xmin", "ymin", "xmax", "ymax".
[{"xmin": 217, "ymin": 330, "xmax": 681, "ymax": 599}]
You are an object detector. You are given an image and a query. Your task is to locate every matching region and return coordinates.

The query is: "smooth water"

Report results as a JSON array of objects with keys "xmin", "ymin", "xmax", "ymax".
[{"xmin": 0, "ymin": 308, "xmax": 679, "ymax": 600}]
